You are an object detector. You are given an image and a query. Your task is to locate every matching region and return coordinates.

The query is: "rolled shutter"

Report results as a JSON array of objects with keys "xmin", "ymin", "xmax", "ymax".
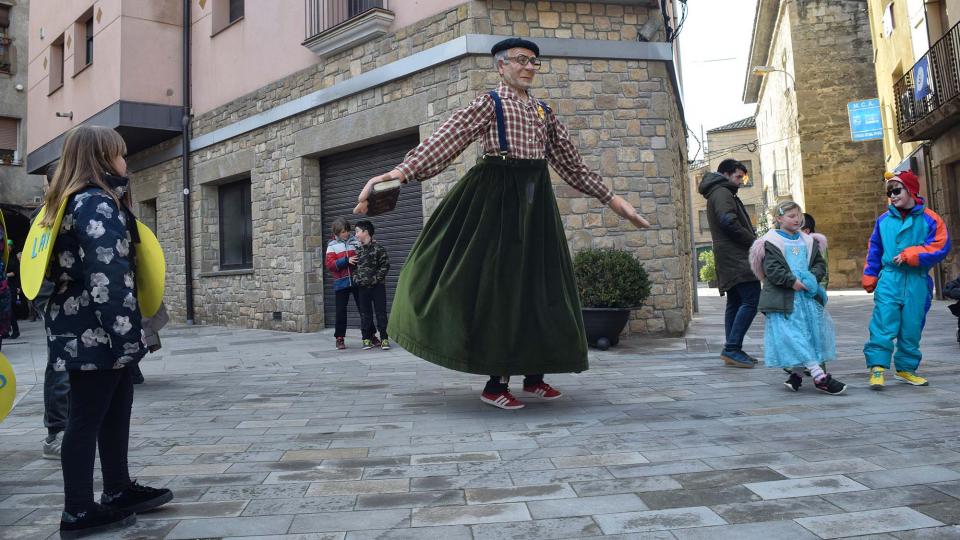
[
  {"xmin": 319, "ymin": 134, "xmax": 423, "ymax": 329},
  {"xmin": 0, "ymin": 117, "xmax": 18, "ymax": 152}
]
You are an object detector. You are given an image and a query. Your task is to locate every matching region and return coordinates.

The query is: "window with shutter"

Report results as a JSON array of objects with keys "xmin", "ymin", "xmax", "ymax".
[{"xmin": 0, "ymin": 117, "xmax": 18, "ymax": 150}]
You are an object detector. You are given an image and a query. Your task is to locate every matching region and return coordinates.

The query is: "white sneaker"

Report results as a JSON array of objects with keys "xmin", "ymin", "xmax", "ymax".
[{"xmin": 42, "ymin": 432, "xmax": 63, "ymax": 460}]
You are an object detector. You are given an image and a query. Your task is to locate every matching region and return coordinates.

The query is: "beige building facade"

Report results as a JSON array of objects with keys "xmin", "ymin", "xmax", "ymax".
[
  {"xmin": 28, "ymin": 0, "xmax": 694, "ymax": 336},
  {"xmin": 1, "ymin": 0, "xmax": 44, "ymax": 246},
  {"xmin": 879, "ymin": 0, "xmax": 960, "ymax": 285},
  {"xmin": 744, "ymin": 0, "xmax": 888, "ymax": 288}
]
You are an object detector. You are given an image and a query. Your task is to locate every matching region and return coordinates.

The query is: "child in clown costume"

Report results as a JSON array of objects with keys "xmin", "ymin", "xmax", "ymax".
[{"xmin": 862, "ymin": 170, "xmax": 951, "ymax": 389}]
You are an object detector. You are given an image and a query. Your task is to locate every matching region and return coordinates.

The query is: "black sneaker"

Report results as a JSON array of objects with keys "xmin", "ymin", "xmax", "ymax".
[
  {"xmin": 814, "ymin": 374, "xmax": 847, "ymax": 395},
  {"xmin": 784, "ymin": 373, "xmax": 802, "ymax": 392},
  {"xmin": 59, "ymin": 503, "xmax": 135, "ymax": 539},
  {"xmin": 100, "ymin": 481, "xmax": 173, "ymax": 514}
]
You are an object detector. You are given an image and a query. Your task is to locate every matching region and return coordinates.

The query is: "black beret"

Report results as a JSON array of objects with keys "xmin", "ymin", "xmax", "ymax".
[{"xmin": 491, "ymin": 38, "xmax": 540, "ymax": 57}]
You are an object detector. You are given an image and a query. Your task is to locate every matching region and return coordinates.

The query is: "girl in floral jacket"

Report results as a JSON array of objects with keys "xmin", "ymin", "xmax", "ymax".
[{"xmin": 40, "ymin": 125, "xmax": 172, "ymax": 538}]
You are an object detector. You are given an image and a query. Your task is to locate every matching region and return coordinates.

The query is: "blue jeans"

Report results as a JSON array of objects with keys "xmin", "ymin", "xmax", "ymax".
[{"xmin": 724, "ymin": 281, "xmax": 761, "ymax": 352}]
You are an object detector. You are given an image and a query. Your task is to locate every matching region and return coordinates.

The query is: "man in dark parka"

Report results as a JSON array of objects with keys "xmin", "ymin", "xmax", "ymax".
[{"xmin": 698, "ymin": 159, "xmax": 760, "ymax": 368}]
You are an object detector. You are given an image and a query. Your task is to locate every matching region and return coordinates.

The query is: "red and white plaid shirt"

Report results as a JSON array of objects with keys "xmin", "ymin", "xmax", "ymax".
[{"xmin": 394, "ymin": 82, "xmax": 613, "ymax": 204}]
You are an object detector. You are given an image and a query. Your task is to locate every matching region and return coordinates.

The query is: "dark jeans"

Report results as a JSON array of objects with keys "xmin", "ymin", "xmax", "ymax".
[
  {"xmin": 723, "ymin": 281, "xmax": 761, "ymax": 352},
  {"xmin": 62, "ymin": 368, "xmax": 134, "ymax": 514},
  {"xmin": 358, "ymin": 284, "xmax": 388, "ymax": 341},
  {"xmin": 43, "ymin": 358, "xmax": 71, "ymax": 436},
  {"xmin": 484, "ymin": 374, "xmax": 543, "ymax": 394},
  {"xmin": 334, "ymin": 287, "xmax": 363, "ymax": 338}
]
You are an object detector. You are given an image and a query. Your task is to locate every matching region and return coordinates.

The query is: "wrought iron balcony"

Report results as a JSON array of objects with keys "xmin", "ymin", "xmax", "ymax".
[
  {"xmin": 773, "ymin": 169, "xmax": 791, "ymax": 197},
  {"xmin": 303, "ymin": 0, "xmax": 394, "ymax": 58},
  {"xmin": 894, "ymin": 20, "xmax": 960, "ymax": 141}
]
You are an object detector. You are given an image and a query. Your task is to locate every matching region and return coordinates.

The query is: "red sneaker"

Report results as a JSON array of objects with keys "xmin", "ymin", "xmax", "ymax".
[
  {"xmin": 480, "ymin": 391, "xmax": 525, "ymax": 410},
  {"xmin": 523, "ymin": 382, "xmax": 562, "ymax": 400},
  {"xmin": 336, "ymin": 337, "xmax": 346, "ymax": 350}
]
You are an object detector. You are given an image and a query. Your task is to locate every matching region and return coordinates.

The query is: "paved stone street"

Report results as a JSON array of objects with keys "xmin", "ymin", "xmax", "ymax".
[{"xmin": 3, "ymin": 289, "xmax": 960, "ymax": 539}]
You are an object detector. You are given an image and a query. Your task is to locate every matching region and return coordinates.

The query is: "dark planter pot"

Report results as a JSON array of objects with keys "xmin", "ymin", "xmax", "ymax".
[{"xmin": 582, "ymin": 307, "xmax": 632, "ymax": 350}]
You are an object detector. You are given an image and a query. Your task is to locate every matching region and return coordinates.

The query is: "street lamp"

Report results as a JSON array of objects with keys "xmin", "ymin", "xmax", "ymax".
[{"xmin": 752, "ymin": 65, "xmax": 796, "ymax": 90}]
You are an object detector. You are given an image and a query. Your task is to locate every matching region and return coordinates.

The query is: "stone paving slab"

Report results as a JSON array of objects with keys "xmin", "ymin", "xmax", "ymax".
[
  {"xmin": 795, "ymin": 507, "xmax": 944, "ymax": 538},
  {"xmin": 3, "ymin": 291, "xmax": 960, "ymax": 538}
]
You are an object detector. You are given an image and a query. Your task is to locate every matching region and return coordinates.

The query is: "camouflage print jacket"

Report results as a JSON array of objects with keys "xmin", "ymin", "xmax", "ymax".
[{"xmin": 353, "ymin": 241, "xmax": 390, "ymax": 287}]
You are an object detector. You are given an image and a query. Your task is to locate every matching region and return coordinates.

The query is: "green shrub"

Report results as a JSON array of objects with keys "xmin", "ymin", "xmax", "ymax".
[
  {"xmin": 698, "ymin": 250, "xmax": 716, "ymax": 283},
  {"xmin": 573, "ymin": 248, "xmax": 651, "ymax": 308}
]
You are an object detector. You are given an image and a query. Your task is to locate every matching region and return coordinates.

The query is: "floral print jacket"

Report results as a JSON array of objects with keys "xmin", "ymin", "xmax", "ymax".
[{"xmin": 45, "ymin": 179, "xmax": 145, "ymax": 371}]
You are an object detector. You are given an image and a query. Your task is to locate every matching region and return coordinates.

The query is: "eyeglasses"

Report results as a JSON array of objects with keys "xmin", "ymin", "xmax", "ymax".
[
  {"xmin": 886, "ymin": 187, "xmax": 903, "ymax": 197},
  {"xmin": 507, "ymin": 54, "xmax": 542, "ymax": 68}
]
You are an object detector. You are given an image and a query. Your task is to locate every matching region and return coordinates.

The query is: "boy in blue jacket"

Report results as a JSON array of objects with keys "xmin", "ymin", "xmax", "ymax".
[{"xmin": 862, "ymin": 171, "xmax": 951, "ymax": 389}]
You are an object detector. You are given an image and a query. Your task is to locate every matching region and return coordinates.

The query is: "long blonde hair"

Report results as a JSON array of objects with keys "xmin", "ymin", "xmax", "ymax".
[{"xmin": 40, "ymin": 125, "xmax": 128, "ymax": 227}]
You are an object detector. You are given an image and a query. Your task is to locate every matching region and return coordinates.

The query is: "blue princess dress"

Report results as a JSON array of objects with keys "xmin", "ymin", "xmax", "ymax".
[{"xmin": 763, "ymin": 232, "xmax": 837, "ymax": 369}]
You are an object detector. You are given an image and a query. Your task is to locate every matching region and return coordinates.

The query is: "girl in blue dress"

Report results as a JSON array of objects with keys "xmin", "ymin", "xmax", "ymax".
[{"xmin": 749, "ymin": 201, "xmax": 847, "ymax": 394}]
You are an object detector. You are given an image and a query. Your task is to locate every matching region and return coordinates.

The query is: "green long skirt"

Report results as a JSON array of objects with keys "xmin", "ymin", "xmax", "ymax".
[{"xmin": 389, "ymin": 157, "xmax": 588, "ymax": 376}]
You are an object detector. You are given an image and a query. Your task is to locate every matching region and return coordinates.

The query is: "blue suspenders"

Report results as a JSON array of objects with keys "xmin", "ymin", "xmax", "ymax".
[
  {"xmin": 489, "ymin": 91, "xmax": 510, "ymax": 157},
  {"xmin": 488, "ymin": 90, "xmax": 552, "ymax": 159}
]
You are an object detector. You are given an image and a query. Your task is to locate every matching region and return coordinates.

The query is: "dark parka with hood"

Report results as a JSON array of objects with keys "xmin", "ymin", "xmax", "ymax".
[{"xmin": 698, "ymin": 172, "xmax": 759, "ymax": 292}]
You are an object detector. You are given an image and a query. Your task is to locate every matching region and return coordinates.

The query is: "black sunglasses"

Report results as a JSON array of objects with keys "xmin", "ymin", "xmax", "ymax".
[{"xmin": 886, "ymin": 187, "xmax": 904, "ymax": 197}]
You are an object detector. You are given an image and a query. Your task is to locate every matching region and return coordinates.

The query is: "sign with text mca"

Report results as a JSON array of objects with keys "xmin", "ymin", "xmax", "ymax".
[{"xmin": 847, "ymin": 99, "xmax": 883, "ymax": 142}]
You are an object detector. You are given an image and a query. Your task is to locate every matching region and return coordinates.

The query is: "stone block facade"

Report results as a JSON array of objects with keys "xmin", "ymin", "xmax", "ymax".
[
  {"xmin": 749, "ymin": 0, "xmax": 886, "ymax": 288},
  {"xmin": 928, "ymin": 129, "xmax": 960, "ymax": 279},
  {"xmin": 791, "ymin": 0, "xmax": 887, "ymax": 288},
  {"xmin": 128, "ymin": 1, "xmax": 693, "ymax": 336}
]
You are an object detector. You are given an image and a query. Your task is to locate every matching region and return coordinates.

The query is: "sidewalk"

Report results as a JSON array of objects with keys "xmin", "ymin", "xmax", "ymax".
[{"xmin": 2, "ymin": 290, "xmax": 960, "ymax": 539}]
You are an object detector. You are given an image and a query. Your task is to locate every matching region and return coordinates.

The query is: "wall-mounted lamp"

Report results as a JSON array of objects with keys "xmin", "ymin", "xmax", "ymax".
[
  {"xmin": 752, "ymin": 65, "xmax": 797, "ymax": 89},
  {"xmin": 55, "ymin": 111, "xmax": 74, "ymax": 120}
]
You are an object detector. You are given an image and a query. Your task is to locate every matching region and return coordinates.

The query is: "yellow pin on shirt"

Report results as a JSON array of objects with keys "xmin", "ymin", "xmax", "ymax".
[{"xmin": 537, "ymin": 104, "xmax": 546, "ymax": 120}]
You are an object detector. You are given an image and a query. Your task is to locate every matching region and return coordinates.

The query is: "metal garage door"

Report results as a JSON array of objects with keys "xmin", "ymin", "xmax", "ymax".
[{"xmin": 320, "ymin": 134, "xmax": 423, "ymax": 329}]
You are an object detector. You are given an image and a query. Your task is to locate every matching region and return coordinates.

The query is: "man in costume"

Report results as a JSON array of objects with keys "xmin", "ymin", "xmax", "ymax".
[{"xmin": 355, "ymin": 38, "xmax": 650, "ymax": 409}]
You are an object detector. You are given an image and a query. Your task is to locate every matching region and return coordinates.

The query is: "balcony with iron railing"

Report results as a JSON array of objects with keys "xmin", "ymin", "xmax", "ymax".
[
  {"xmin": 773, "ymin": 169, "xmax": 791, "ymax": 197},
  {"xmin": 303, "ymin": 0, "xmax": 394, "ymax": 58},
  {"xmin": 894, "ymin": 19, "xmax": 960, "ymax": 141}
]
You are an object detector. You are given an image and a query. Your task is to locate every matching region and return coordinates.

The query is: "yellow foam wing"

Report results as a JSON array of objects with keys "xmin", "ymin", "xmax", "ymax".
[
  {"xmin": 21, "ymin": 201, "xmax": 68, "ymax": 300},
  {"xmin": 135, "ymin": 221, "xmax": 165, "ymax": 318},
  {"xmin": 0, "ymin": 352, "xmax": 16, "ymax": 423}
]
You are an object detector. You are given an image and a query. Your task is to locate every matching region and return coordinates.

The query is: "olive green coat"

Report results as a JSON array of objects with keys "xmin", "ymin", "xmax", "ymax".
[{"xmin": 751, "ymin": 231, "xmax": 828, "ymax": 314}]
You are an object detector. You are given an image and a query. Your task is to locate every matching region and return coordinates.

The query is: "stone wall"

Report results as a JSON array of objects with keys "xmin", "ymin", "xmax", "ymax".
[
  {"xmin": 191, "ymin": 2, "xmax": 663, "ymax": 138},
  {"xmin": 790, "ymin": 0, "xmax": 887, "ymax": 288},
  {"xmin": 129, "ymin": 0, "xmax": 692, "ymax": 335},
  {"xmin": 929, "ymin": 128, "xmax": 960, "ymax": 279}
]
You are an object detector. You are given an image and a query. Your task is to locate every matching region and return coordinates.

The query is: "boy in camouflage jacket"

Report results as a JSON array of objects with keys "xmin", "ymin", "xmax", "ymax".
[{"xmin": 354, "ymin": 221, "xmax": 391, "ymax": 350}]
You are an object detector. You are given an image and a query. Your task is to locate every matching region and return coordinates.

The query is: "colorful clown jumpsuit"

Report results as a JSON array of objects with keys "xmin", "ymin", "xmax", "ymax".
[{"xmin": 862, "ymin": 202, "xmax": 951, "ymax": 371}]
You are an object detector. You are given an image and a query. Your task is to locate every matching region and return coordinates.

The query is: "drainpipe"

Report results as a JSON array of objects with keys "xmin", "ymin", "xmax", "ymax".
[{"xmin": 182, "ymin": 0, "xmax": 195, "ymax": 324}]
